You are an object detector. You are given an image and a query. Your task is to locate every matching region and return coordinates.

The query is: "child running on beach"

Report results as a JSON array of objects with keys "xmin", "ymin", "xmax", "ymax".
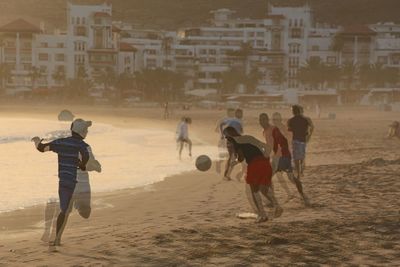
[
  {"xmin": 32, "ymin": 119, "xmax": 91, "ymax": 247},
  {"xmin": 176, "ymin": 117, "xmax": 192, "ymax": 159},
  {"xmin": 223, "ymin": 126, "xmax": 282, "ymax": 223}
]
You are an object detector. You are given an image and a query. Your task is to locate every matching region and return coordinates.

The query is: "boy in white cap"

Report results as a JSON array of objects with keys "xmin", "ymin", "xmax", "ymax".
[{"xmin": 32, "ymin": 118, "xmax": 92, "ymax": 247}]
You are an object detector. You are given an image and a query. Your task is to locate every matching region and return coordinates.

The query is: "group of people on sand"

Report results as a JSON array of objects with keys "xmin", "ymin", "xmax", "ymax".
[{"xmin": 216, "ymin": 105, "xmax": 314, "ymax": 223}]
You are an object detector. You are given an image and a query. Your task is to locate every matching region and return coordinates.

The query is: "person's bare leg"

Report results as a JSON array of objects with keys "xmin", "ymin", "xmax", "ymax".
[
  {"xmin": 276, "ymin": 172, "xmax": 292, "ymax": 199},
  {"xmin": 246, "ymin": 184, "xmax": 267, "ymax": 222},
  {"xmin": 288, "ymin": 171, "xmax": 309, "ymax": 206},
  {"xmin": 261, "ymin": 185, "xmax": 283, "ymax": 218},
  {"xmin": 178, "ymin": 141, "xmax": 184, "ymax": 159},
  {"xmin": 187, "ymin": 139, "xmax": 192, "ymax": 157},
  {"xmin": 41, "ymin": 199, "xmax": 58, "ymax": 242}
]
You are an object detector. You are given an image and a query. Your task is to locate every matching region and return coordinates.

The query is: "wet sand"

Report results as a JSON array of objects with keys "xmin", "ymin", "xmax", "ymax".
[{"xmin": 0, "ymin": 104, "xmax": 399, "ymax": 266}]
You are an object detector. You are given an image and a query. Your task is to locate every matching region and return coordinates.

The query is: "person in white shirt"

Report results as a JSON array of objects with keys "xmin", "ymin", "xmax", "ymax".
[{"xmin": 177, "ymin": 117, "xmax": 192, "ymax": 159}]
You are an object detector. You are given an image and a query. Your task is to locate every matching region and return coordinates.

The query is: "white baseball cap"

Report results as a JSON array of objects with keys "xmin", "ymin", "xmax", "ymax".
[{"xmin": 71, "ymin": 118, "xmax": 92, "ymax": 137}]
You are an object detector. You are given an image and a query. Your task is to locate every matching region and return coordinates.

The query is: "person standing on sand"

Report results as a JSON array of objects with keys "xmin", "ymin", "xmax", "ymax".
[
  {"xmin": 223, "ymin": 126, "xmax": 283, "ymax": 223},
  {"xmin": 288, "ymin": 105, "xmax": 314, "ymax": 182},
  {"xmin": 387, "ymin": 121, "xmax": 400, "ymax": 139},
  {"xmin": 32, "ymin": 119, "xmax": 91, "ymax": 247},
  {"xmin": 164, "ymin": 102, "xmax": 170, "ymax": 120},
  {"xmin": 260, "ymin": 113, "xmax": 309, "ymax": 205},
  {"xmin": 176, "ymin": 117, "xmax": 192, "ymax": 159}
]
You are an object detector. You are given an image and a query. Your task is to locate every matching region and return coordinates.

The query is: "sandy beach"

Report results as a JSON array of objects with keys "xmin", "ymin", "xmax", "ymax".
[{"xmin": 0, "ymin": 104, "xmax": 399, "ymax": 266}]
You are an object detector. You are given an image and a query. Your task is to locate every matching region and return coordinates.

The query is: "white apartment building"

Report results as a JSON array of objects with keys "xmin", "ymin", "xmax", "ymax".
[{"xmin": 1, "ymin": 2, "xmax": 400, "ymax": 96}]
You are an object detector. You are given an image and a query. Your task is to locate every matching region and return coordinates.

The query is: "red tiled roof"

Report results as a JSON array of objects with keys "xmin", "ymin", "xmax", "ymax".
[
  {"xmin": 94, "ymin": 12, "xmax": 111, "ymax": 18},
  {"xmin": 0, "ymin": 19, "xmax": 41, "ymax": 33},
  {"xmin": 339, "ymin": 25, "xmax": 376, "ymax": 35},
  {"xmin": 120, "ymin": 42, "xmax": 137, "ymax": 52}
]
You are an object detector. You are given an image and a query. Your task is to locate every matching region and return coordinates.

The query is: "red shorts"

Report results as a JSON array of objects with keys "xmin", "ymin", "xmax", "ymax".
[{"xmin": 246, "ymin": 156, "xmax": 272, "ymax": 185}]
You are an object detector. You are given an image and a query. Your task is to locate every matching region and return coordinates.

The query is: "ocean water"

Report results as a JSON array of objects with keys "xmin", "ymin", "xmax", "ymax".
[{"xmin": 0, "ymin": 118, "xmax": 218, "ymax": 213}]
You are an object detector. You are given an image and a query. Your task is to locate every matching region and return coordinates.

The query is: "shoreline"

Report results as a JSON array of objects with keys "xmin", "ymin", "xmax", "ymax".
[{"xmin": 0, "ymin": 105, "xmax": 399, "ymax": 265}]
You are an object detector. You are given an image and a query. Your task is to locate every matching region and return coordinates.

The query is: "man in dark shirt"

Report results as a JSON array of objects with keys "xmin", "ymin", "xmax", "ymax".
[
  {"xmin": 32, "ymin": 118, "xmax": 91, "ymax": 247},
  {"xmin": 224, "ymin": 127, "xmax": 283, "ymax": 223},
  {"xmin": 288, "ymin": 105, "xmax": 313, "ymax": 205}
]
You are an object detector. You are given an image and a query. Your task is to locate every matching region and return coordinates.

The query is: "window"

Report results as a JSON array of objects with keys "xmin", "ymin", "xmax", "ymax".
[
  {"xmin": 327, "ymin": 56, "xmax": 337, "ymax": 64},
  {"xmin": 378, "ymin": 56, "xmax": 388, "ymax": 64},
  {"xmin": 56, "ymin": 54, "xmax": 65, "ymax": 62},
  {"xmin": 82, "ymin": 17, "xmax": 86, "ymax": 25},
  {"xmin": 23, "ymin": 42, "xmax": 32, "ymax": 49},
  {"xmin": 290, "ymin": 28, "xmax": 302, "ymax": 39},
  {"xmin": 6, "ymin": 41, "xmax": 15, "ymax": 47},
  {"xmin": 75, "ymin": 26, "xmax": 86, "ymax": 37},
  {"xmin": 40, "ymin": 66, "xmax": 47, "ymax": 73},
  {"xmin": 57, "ymin": 43, "xmax": 64, "ymax": 48},
  {"xmin": 38, "ymin": 53, "xmax": 49, "ymax": 61},
  {"xmin": 200, "ymin": 49, "xmax": 207, "ymax": 55},
  {"xmin": 71, "ymin": 17, "xmax": 75, "ymax": 25},
  {"xmin": 312, "ymin": 45, "xmax": 319, "ymax": 51},
  {"xmin": 77, "ymin": 17, "xmax": 80, "ymax": 25},
  {"xmin": 256, "ymin": 40, "xmax": 264, "ymax": 47},
  {"xmin": 209, "ymin": 49, "xmax": 216, "ymax": 55},
  {"xmin": 95, "ymin": 18, "xmax": 102, "ymax": 25},
  {"xmin": 41, "ymin": 42, "xmax": 48, "ymax": 48},
  {"xmin": 146, "ymin": 59, "xmax": 157, "ymax": 68}
]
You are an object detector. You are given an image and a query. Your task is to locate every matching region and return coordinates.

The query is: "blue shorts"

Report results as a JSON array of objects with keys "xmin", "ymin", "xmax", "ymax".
[
  {"xmin": 292, "ymin": 140, "xmax": 306, "ymax": 161},
  {"xmin": 58, "ymin": 182, "xmax": 76, "ymax": 213},
  {"xmin": 276, "ymin": 156, "xmax": 293, "ymax": 172}
]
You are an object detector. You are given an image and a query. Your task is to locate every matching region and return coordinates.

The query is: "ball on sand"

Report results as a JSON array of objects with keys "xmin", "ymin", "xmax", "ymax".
[{"xmin": 195, "ymin": 155, "xmax": 212, "ymax": 172}]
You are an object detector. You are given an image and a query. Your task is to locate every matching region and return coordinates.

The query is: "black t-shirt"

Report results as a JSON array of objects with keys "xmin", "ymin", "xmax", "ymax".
[
  {"xmin": 288, "ymin": 115, "xmax": 310, "ymax": 142},
  {"xmin": 227, "ymin": 137, "xmax": 264, "ymax": 164}
]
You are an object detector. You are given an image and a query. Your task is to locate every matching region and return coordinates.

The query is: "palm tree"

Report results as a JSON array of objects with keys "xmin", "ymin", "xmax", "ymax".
[
  {"xmin": 52, "ymin": 67, "xmax": 67, "ymax": 100},
  {"xmin": 297, "ymin": 57, "xmax": 326, "ymax": 90},
  {"xmin": 245, "ymin": 67, "xmax": 264, "ymax": 94},
  {"xmin": 270, "ymin": 68, "xmax": 287, "ymax": 90},
  {"xmin": 340, "ymin": 61, "xmax": 358, "ymax": 90},
  {"xmin": 0, "ymin": 63, "xmax": 11, "ymax": 94},
  {"xmin": 30, "ymin": 66, "xmax": 42, "ymax": 90}
]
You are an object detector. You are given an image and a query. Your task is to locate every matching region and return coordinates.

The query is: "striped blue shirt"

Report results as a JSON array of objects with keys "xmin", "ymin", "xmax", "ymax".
[{"xmin": 48, "ymin": 135, "xmax": 90, "ymax": 185}]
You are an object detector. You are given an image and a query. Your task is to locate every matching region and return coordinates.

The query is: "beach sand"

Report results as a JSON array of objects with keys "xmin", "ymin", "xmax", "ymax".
[{"xmin": 0, "ymin": 104, "xmax": 399, "ymax": 266}]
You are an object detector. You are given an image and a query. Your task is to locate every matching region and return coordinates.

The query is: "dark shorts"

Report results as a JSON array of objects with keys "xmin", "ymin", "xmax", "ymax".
[
  {"xmin": 58, "ymin": 182, "xmax": 76, "ymax": 213},
  {"xmin": 276, "ymin": 156, "xmax": 293, "ymax": 172},
  {"xmin": 177, "ymin": 137, "xmax": 190, "ymax": 143}
]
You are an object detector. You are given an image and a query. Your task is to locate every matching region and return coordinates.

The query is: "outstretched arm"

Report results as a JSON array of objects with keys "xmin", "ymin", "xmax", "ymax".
[
  {"xmin": 306, "ymin": 117, "xmax": 314, "ymax": 143},
  {"xmin": 31, "ymin": 137, "xmax": 51, "ymax": 152}
]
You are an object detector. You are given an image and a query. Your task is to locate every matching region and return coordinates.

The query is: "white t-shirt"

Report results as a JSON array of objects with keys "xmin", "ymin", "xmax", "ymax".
[{"xmin": 177, "ymin": 122, "xmax": 189, "ymax": 139}]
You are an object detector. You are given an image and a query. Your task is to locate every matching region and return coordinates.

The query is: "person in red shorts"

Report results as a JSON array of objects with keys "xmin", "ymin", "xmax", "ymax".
[{"xmin": 223, "ymin": 127, "xmax": 283, "ymax": 223}]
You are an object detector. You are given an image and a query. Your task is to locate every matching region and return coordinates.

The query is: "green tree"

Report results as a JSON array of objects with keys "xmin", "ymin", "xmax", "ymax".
[
  {"xmin": 0, "ymin": 63, "xmax": 11, "ymax": 94},
  {"xmin": 270, "ymin": 68, "xmax": 287, "ymax": 90},
  {"xmin": 30, "ymin": 66, "xmax": 43, "ymax": 90},
  {"xmin": 245, "ymin": 67, "xmax": 264, "ymax": 94},
  {"xmin": 340, "ymin": 61, "xmax": 358, "ymax": 90},
  {"xmin": 298, "ymin": 57, "xmax": 327, "ymax": 90}
]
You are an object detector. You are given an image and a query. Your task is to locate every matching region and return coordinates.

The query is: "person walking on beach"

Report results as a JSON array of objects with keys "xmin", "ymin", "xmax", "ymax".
[
  {"xmin": 176, "ymin": 117, "xmax": 192, "ymax": 159},
  {"xmin": 32, "ymin": 119, "xmax": 91, "ymax": 247},
  {"xmin": 224, "ymin": 127, "xmax": 283, "ymax": 223},
  {"xmin": 288, "ymin": 105, "xmax": 314, "ymax": 183},
  {"xmin": 164, "ymin": 102, "xmax": 170, "ymax": 120},
  {"xmin": 260, "ymin": 113, "xmax": 309, "ymax": 205}
]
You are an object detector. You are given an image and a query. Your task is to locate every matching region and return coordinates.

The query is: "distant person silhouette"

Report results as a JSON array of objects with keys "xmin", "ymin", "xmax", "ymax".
[
  {"xmin": 387, "ymin": 121, "xmax": 400, "ymax": 139},
  {"xmin": 32, "ymin": 119, "xmax": 92, "ymax": 247},
  {"xmin": 176, "ymin": 117, "xmax": 192, "ymax": 159}
]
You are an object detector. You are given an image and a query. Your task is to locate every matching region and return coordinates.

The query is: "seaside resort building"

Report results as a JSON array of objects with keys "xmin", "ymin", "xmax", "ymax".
[{"xmin": 0, "ymin": 2, "xmax": 400, "ymax": 104}]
